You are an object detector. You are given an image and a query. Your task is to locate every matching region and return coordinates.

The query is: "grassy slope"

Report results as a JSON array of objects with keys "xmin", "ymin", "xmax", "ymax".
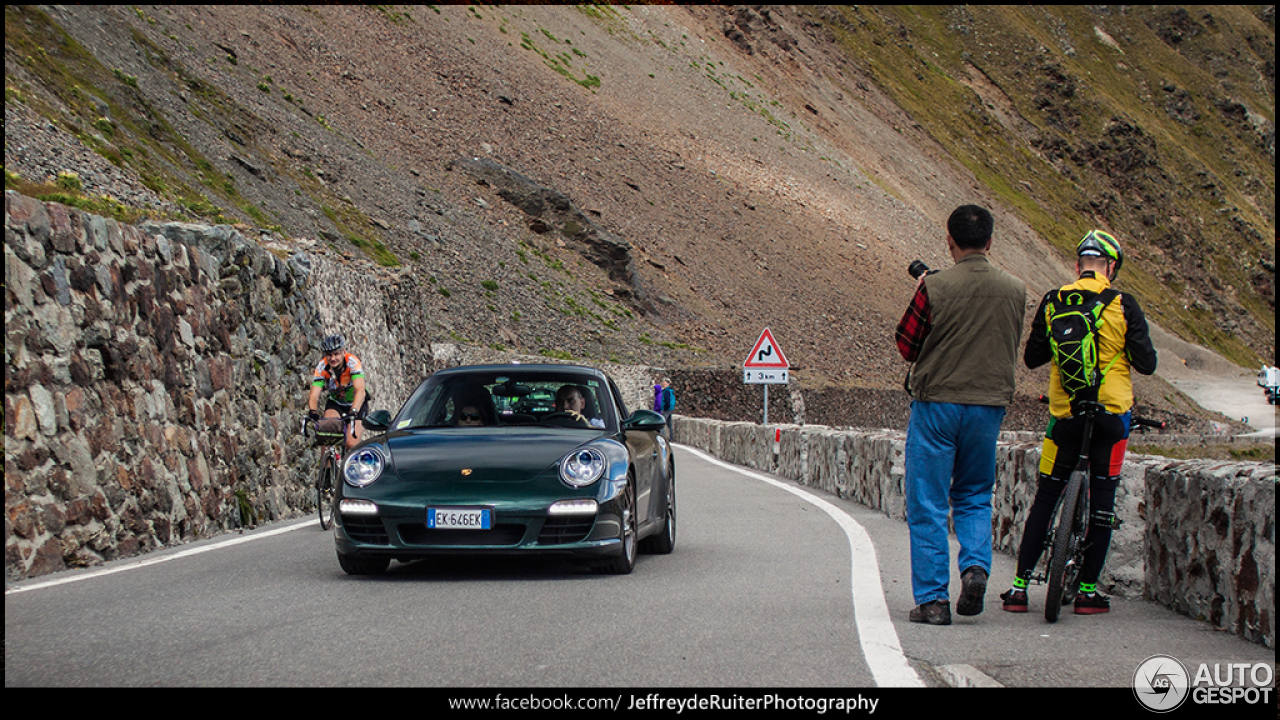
[{"xmin": 812, "ymin": 5, "xmax": 1274, "ymax": 366}]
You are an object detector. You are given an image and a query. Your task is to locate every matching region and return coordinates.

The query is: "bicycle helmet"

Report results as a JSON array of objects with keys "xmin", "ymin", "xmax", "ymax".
[
  {"xmin": 320, "ymin": 334, "xmax": 345, "ymax": 354},
  {"xmin": 1076, "ymin": 230, "xmax": 1123, "ymax": 275}
]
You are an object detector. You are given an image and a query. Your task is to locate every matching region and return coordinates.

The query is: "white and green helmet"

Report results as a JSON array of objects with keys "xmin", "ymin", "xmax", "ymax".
[{"xmin": 1077, "ymin": 230, "xmax": 1124, "ymax": 275}]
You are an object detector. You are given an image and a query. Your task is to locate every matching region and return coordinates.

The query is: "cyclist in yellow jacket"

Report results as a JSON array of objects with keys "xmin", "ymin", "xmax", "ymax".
[{"xmin": 1002, "ymin": 230, "xmax": 1158, "ymax": 615}]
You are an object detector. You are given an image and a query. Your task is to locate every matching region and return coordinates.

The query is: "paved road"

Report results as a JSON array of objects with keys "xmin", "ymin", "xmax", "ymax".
[{"xmin": 5, "ymin": 445, "xmax": 1273, "ymax": 690}]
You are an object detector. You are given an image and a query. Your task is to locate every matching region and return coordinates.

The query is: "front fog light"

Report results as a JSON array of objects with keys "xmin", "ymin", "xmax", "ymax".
[
  {"xmin": 549, "ymin": 499, "xmax": 598, "ymax": 516},
  {"xmin": 345, "ymin": 447, "xmax": 385, "ymax": 487},
  {"xmin": 339, "ymin": 499, "xmax": 379, "ymax": 516}
]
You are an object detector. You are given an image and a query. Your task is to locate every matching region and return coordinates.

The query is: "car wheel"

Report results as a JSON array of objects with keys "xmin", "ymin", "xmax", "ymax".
[
  {"xmin": 596, "ymin": 480, "xmax": 637, "ymax": 575},
  {"xmin": 337, "ymin": 552, "xmax": 390, "ymax": 576},
  {"xmin": 641, "ymin": 471, "xmax": 676, "ymax": 555}
]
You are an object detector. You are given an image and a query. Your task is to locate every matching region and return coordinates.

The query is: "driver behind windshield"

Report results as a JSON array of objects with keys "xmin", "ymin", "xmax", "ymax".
[{"xmin": 555, "ymin": 385, "xmax": 605, "ymax": 428}]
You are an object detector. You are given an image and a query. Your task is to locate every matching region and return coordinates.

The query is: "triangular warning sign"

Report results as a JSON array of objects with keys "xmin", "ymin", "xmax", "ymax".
[{"xmin": 743, "ymin": 328, "xmax": 789, "ymax": 368}]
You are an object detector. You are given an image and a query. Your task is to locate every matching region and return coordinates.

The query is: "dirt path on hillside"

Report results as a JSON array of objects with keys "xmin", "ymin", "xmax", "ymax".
[{"xmin": 1150, "ymin": 325, "xmax": 1277, "ymax": 437}]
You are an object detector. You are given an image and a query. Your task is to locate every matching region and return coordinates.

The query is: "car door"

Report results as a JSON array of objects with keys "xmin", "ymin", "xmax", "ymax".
[{"xmin": 612, "ymin": 379, "xmax": 658, "ymax": 527}]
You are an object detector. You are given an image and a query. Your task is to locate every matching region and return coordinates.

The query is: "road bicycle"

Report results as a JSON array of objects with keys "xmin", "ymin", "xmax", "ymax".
[
  {"xmin": 303, "ymin": 416, "xmax": 348, "ymax": 530},
  {"xmin": 1030, "ymin": 397, "xmax": 1164, "ymax": 622}
]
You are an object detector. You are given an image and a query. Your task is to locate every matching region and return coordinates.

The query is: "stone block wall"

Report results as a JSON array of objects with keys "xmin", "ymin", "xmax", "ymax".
[
  {"xmin": 1145, "ymin": 461, "xmax": 1275, "ymax": 648},
  {"xmin": 5, "ymin": 194, "xmax": 322, "ymax": 577},
  {"xmin": 3, "ymin": 195, "xmax": 444, "ymax": 580},
  {"xmin": 3, "ymin": 196, "xmax": 678, "ymax": 581},
  {"xmin": 672, "ymin": 415, "xmax": 1275, "ymax": 647}
]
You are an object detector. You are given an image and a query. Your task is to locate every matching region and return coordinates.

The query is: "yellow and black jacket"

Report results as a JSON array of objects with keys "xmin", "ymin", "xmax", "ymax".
[{"xmin": 1026, "ymin": 272, "xmax": 1158, "ymax": 418}]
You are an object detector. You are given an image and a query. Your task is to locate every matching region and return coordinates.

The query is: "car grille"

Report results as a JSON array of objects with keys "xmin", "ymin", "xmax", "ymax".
[
  {"xmin": 343, "ymin": 516, "xmax": 390, "ymax": 545},
  {"xmin": 537, "ymin": 517, "xmax": 595, "ymax": 545},
  {"xmin": 398, "ymin": 524, "xmax": 526, "ymax": 546}
]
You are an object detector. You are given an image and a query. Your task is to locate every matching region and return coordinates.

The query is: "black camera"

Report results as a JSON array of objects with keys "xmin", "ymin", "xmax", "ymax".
[{"xmin": 908, "ymin": 260, "xmax": 934, "ymax": 279}]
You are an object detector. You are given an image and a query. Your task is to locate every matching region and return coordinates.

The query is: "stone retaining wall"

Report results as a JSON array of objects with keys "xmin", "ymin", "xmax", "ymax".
[
  {"xmin": 671, "ymin": 415, "xmax": 1275, "ymax": 648},
  {"xmin": 6, "ymin": 194, "xmax": 325, "ymax": 577},
  {"xmin": 3, "ymin": 196, "xmax": 672, "ymax": 581}
]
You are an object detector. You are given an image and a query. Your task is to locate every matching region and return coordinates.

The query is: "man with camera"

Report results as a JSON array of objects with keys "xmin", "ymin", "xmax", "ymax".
[{"xmin": 894, "ymin": 204, "xmax": 1026, "ymax": 625}]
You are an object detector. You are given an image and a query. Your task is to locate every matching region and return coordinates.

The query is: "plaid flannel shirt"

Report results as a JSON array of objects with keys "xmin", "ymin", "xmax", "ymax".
[{"xmin": 895, "ymin": 283, "xmax": 931, "ymax": 362}]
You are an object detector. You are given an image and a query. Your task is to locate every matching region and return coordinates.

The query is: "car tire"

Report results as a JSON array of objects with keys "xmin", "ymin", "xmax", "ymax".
[
  {"xmin": 641, "ymin": 472, "xmax": 676, "ymax": 555},
  {"xmin": 596, "ymin": 480, "xmax": 637, "ymax": 575},
  {"xmin": 337, "ymin": 552, "xmax": 390, "ymax": 576}
]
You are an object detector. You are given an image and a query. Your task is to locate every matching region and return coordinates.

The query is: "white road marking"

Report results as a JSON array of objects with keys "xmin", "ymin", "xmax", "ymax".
[
  {"xmin": 8, "ymin": 447, "xmax": 925, "ymax": 687},
  {"xmin": 679, "ymin": 445, "xmax": 924, "ymax": 688},
  {"xmin": 5, "ymin": 518, "xmax": 314, "ymax": 595}
]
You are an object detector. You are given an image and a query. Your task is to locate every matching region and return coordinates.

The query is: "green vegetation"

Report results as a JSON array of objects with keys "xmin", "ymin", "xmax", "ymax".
[
  {"xmin": 6, "ymin": 168, "xmax": 155, "ymax": 224},
  {"xmin": 1, "ymin": 5, "xmax": 290, "ymax": 228},
  {"xmin": 810, "ymin": 5, "xmax": 1273, "ymax": 366},
  {"xmin": 318, "ymin": 204, "xmax": 399, "ymax": 267},
  {"xmin": 519, "ymin": 31, "xmax": 600, "ymax": 90}
]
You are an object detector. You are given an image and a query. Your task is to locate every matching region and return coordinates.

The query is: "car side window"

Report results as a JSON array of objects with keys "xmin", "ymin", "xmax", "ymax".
[{"xmin": 609, "ymin": 379, "xmax": 629, "ymax": 423}]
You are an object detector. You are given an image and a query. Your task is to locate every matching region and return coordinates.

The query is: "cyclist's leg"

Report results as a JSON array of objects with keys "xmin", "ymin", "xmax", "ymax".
[
  {"xmin": 1078, "ymin": 412, "xmax": 1129, "ymax": 587},
  {"xmin": 904, "ymin": 400, "xmax": 959, "ymax": 606},
  {"xmin": 322, "ymin": 398, "xmax": 344, "ymax": 419},
  {"xmin": 1012, "ymin": 416, "xmax": 1081, "ymax": 585},
  {"xmin": 346, "ymin": 400, "xmax": 368, "ymax": 450},
  {"xmin": 950, "ymin": 404, "xmax": 1005, "ymax": 577}
]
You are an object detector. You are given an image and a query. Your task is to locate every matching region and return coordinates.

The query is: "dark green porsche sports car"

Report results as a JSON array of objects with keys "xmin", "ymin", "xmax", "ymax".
[{"xmin": 333, "ymin": 364, "xmax": 676, "ymax": 575}]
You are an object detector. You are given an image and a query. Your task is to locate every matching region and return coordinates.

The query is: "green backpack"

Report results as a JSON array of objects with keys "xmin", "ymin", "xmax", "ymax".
[{"xmin": 1045, "ymin": 287, "xmax": 1119, "ymax": 411}]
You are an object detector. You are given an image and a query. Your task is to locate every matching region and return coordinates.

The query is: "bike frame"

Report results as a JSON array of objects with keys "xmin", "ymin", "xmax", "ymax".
[{"xmin": 304, "ymin": 418, "xmax": 347, "ymax": 530}]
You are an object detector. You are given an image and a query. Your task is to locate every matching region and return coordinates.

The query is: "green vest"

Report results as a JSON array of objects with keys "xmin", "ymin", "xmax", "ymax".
[{"xmin": 909, "ymin": 254, "xmax": 1025, "ymax": 406}]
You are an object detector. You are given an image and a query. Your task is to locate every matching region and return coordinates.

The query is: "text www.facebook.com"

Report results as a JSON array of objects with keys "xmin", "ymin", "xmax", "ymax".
[{"xmin": 447, "ymin": 692, "xmax": 882, "ymax": 714}]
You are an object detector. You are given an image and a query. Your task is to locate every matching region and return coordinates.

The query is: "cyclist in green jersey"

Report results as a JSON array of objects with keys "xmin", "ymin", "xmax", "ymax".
[{"xmin": 306, "ymin": 334, "xmax": 369, "ymax": 451}]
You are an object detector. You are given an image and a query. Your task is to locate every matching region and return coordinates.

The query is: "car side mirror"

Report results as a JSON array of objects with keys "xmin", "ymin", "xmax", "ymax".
[
  {"xmin": 363, "ymin": 409, "xmax": 392, "ymax": 432},
  {"xmin": 623, "ymin": 409, "xmax": 667, "ymax": 432}
]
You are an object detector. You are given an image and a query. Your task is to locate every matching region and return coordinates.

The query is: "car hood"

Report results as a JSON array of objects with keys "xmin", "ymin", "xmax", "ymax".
[{"xmin": 384, "ymin": 428, "xmax": 604, "ymax": 484}]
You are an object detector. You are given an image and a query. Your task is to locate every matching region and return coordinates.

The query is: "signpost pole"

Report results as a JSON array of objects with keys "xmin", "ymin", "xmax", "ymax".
[{"xmin": 763, "ymin": 385, "xmax": 768, "ymax": 425}]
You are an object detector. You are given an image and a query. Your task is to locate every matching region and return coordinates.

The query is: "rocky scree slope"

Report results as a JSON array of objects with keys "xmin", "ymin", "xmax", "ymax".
[{"xmin": 4, "ymin": 5, "xmax": 1273, "ymax": 426}]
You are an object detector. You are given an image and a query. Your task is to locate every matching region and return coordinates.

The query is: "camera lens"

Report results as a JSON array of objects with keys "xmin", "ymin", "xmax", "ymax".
[{"xmin": 908, "ymin": 260, "xmax": 930, "ymax": 279}]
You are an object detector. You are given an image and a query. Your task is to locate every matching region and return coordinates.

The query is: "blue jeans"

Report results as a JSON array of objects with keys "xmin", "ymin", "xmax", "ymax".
[{"xmin": 904, "ymin": 400, "xmax": 1006, "ymax": 606}]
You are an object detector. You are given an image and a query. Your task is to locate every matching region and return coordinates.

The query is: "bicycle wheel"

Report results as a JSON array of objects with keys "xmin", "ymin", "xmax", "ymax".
[
  {"xmin": 317, "ymin": 453, "xmax": 337, "ymax": 530},
  {"xmin": 1044, "ymin": 469, "xmax": 1085, "ymax": 623}
]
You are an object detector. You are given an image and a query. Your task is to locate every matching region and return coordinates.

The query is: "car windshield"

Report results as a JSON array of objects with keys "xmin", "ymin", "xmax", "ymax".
[{"xmin": 395, "ymin": 368, "xmax": 618, "ymax": 432}]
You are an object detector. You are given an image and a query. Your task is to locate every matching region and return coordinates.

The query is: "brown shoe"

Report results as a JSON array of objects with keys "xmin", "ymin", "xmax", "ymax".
[
  {"xmin": 909, "ymin": 599, "xmax": 952, "ymax": 625},
  {"xmin": 956, "ymin": 566, "xmax": 988, "ymax": 616}
]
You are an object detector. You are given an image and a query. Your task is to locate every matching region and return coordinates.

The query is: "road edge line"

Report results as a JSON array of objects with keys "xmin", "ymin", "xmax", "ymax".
[
  {"xmin": 5, "ymin": 518, "xmax": 314, "ymax": 595},
  {"xmin": 677, "ymin": 444, "xmax": 925, "ymax": 688}
]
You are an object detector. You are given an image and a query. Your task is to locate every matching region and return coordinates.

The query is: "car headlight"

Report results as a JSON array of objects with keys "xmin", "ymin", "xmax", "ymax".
[
  {"xmin": 559, "ymin": 447, "xmax": 606, "ymax": 488},
  {"xmin": 344, "ymin": 446, "xmax": 385, "ymax": 487}
]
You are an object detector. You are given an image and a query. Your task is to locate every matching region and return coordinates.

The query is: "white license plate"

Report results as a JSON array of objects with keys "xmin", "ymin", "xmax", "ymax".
[{"xmin": 427, "ymin": 507, "xmax": 492, "ymax": 530}]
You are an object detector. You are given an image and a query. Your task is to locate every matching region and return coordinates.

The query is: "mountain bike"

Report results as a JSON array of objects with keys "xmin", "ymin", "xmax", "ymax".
[
  {"xmin": 303, "ymin": 416, "xmax": 348, "ymax": 530},
  {"xmin": 1031, "ymin": 397, "xmax": 1164, "ymax": 622}
]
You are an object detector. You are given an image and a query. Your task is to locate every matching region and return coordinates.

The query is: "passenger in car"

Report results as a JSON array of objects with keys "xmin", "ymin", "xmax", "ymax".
[
  {"xmin": 457, "ymin": 404, "xmax": 487, "ymax": 427},
  {"xmin": 450, "ymin": 385, "xmax": 495, "ymax": 427}
]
